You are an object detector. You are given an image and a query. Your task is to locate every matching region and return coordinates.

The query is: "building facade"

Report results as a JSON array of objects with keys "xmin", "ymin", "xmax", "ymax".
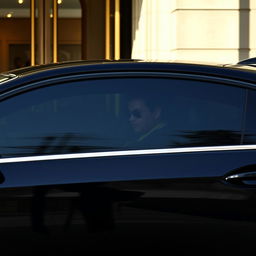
[
  {"xmin": 0, "ymin": 0, "xmax": 254, "ymax": 72},
  {"xmin": 132, "ymin": 0, "xmax": 255, "ymax": 64}
]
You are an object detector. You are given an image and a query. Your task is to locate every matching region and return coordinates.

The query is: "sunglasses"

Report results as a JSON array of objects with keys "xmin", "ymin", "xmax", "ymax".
[{"xmin": 129, "ymin": 109, "xmax": 142, "ymax": 118}]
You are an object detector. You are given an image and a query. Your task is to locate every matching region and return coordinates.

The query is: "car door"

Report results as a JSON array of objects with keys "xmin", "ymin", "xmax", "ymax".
[{"xmin": 0, "ymin": 71, "xmax": 255, "ymax": 256}]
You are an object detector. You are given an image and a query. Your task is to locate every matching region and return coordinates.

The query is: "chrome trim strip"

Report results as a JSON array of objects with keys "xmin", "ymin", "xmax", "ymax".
[
  {"xmin": 0, "ymin": 74, "xmax": 18, "ymax": 85},
  {"xmin": 0, "ymin": 145, "xmax": 256, "ymax": 164}
]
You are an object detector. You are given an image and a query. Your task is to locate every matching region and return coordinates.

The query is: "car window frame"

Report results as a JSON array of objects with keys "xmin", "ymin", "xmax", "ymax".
[
  {"xmin": 0, "ymin": 71, "xmax": 255, "ymax": 101},
  {"xmin": 0, "ymin": 71, "xmax": 253, "ymax": 162}
]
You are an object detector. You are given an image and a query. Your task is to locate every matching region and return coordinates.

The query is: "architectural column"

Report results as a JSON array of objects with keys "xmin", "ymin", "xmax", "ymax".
[
  {"xmin": 249, "ymin": 0, "xmax": 256, "ymax": 59},
  {"xmin": 131, "ymin": 0, "xmax": 173, "ymax": 60}
]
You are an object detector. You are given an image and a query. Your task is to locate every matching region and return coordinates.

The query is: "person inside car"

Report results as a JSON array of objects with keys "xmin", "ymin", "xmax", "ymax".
[{"xmin": 126, "ymin": 93, "xmax": 169, "ymax": 149}]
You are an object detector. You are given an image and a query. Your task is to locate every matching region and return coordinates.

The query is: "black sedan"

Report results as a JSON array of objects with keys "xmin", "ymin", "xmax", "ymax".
[{"xmin": 0, "ymin": 60, "xmax": 256, "ymax": 255}]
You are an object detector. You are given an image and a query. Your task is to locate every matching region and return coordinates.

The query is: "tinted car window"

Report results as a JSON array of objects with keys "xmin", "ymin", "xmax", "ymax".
[{"xmin": 0, "ymin": 77, "xmax": 244, "ymax": 157}]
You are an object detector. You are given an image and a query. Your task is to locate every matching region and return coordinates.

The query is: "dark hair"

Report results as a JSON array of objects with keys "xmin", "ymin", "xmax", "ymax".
[
  {"xmin": 127, "ymin": 92, "xmax": 163, "ymax": 111},
  {"xmin": 127, "ymin": 92, "xmax": 169, "ymax": 122}
]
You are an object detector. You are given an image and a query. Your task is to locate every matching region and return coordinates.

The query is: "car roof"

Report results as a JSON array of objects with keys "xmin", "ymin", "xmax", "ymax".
[
  {"xmin": 6, "ymin": 59, "xmax": 255, "ymax": 75},
  {"xmin": 1, "ymin": 59, "xmax": 256, "ymax": 92}
]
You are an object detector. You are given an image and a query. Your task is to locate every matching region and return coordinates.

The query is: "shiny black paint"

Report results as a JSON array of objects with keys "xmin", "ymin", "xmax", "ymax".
[
  {"xmin": 0, "ymin": 176, "xmax": 256, "ymax": 255},
  {"xmin": 0, "ymin": 150, "xmax": 256, "ymax": 255},
  {"xmin": 1, "ymin": 61, "xmax": 256, "ymax": 255}
]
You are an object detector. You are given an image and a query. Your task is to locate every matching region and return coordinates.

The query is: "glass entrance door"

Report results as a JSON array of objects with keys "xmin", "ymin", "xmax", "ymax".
[
  {"xmin": 0, "ymin": 0, "xmax": 130, "ymax": 73},
  {"xmin": 0, "ymin": 0, "xmax": 82, "ymax": 72},
  {"xmin": 0, "ymin": 0, "xmax": 31, "ymax": 71}
]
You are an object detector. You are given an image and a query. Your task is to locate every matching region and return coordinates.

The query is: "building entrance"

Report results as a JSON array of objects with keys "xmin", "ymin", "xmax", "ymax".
[{"xmin": 0, "ymin": 0, "xmax": 131, "ymax": 72}]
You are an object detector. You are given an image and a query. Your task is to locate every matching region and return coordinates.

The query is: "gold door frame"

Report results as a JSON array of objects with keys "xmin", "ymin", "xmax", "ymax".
[
  {"xmin": 30, "ymin": 0, "xmax": 35, "ymax": 66},
  {"xmin": 114, "ymin": 0, "xmax": 120, "ymax": 60},
  {"xmin": 53, "ymin": 0, "xmax": 58, "ymax": 63},
  {"xmin": 105, "ymin": 0, "xmax": 120, "ymax": 60},
  {"xmin": 105, "ymin": 0, "xmax": 111, "ymax": 60}
]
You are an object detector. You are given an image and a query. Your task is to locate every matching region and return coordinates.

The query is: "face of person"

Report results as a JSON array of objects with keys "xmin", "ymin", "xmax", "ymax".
[{"xmin": 128, "ymin": 98, "xmax": 160, "ymax": 134}]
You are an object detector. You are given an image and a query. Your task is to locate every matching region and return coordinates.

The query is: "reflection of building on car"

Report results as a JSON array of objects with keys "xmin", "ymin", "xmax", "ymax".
[
  {"xmin": 0, "ymin": 59, "xmax": 256, "ymax": 255},
  {"xmin": 31, "ymin": 183, "xmax": 144, "ymax": 234}
]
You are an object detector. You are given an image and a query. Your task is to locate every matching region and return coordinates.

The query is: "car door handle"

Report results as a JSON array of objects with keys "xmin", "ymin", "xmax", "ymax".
[{"xmin": 225, "ymin": 171, "xmax": 256, "ymax": 186}]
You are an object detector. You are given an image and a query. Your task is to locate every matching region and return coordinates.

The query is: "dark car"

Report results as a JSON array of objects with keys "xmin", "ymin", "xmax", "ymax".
[{"xmin": 0, "ymin": 59, "xmax": 256, "ymax": 255}]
